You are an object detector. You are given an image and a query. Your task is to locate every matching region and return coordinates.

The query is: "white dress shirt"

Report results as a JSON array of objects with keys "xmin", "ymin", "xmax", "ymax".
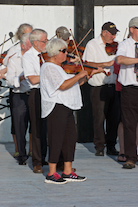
[
  {"xmin": 6, "ymin": 49, "xmax": 30, "ymax": 93},
  {"xmin": 117, "ymin": 36, "xmax": 138, "ymax": 86},
  {"xmin": 82, "ymin": 35, "xmax": 116, "ymax": 86},
  {"xmin": 40, "ymin": 62, "xmax": 83, "ymax": 118},
  {"xmin": 22, "ymin": 46, "xmax": 41, "ymax": 89}
]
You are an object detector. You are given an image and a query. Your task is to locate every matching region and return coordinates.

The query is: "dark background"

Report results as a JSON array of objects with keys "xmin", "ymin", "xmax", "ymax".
[{"xmin": 0, "ymin": 0, "xmax": 138, "ymax": 5}]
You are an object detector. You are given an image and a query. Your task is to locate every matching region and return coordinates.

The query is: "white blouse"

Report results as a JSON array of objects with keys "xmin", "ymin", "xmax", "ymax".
[{"xmin": 40, "ymin": 62, "xmax": 83, "ymax": 118}]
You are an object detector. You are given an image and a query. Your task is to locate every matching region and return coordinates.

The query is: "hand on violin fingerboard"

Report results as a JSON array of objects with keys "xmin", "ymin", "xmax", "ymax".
[
  {"xmin": 70, "ymin": 55, "xmax": 80, "ymax": 65},
  {"xmin": 90, "ymin": 67, "xmax": 104, "ymax": 76}
]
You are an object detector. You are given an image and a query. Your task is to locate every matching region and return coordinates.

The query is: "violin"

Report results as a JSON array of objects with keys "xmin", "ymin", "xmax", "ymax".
[
  {"xmin": 41, "ymin": 52, "xmax": 110, "ymax": 77},
  {"xmin": 0, "ymin": 51, "xmax": 7, "ymax": 64},
  {"xmin": 105, "ymin": 41, "xmax": 118, "ymax": 56},
  {"xmin": 41, "ymin": 52, "xmax": 50, "ymax": 62},
  {"xmin": 0, "ymin": 32, "xmax": 14, "ymax": 64},
  {"xmin": 62, "ymin": 61, "xmax": 111, "ymax": 77},
  {"xmin": 42, "ymin": 51, "xmax": 79, "ymax": 63},
  {"xmin": 67, "ymin": 40, "xmax": 85, "ymax": 58}
]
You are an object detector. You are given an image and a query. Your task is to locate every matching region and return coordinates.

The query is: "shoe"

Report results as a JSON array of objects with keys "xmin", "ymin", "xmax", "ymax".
[
  {"xmin": 106, "ymin": 147, "xmax": 119, "ymax": 155},
  {"xmin": 62, "ymin": 171, "xmax": 87, "ymax": 182},
  {"xmin": 123, "ymin": 160, "xmax": 135, "ymax": 169},
  {"xmin": 117, "ymin": 154, "xmax": 126, "ymax": 162},
  {"xmin": 13, "ymin": 152, "xmax": 19, "ymax": 158},
  {"xmin": 18, "ymin": 159, "xmax": 26, "ymax": 165},
  {"xmin": 33, "ymin": 165, "xmax": 43, "ymax": 173},
  {"xmin": 45, "ymin": 172, "xmax": 68, "ymax": 184},
  {"xmin": 72, "ymin": 168, "xmax": 76, "ymax": 172},
  {"xmin": 42, "ymin": 160, "xmax": 48, "ymax": 166},
  {"xmin": 57, "ymin": 165, "xmax": 76, "ymax": 172},
  {"xmin": 95, "ymin": 149, "xmax": 104, "ymax": 156},
  {"xmin": 18, "ymin": 156, "xmax": 28, "ymax": 165}
]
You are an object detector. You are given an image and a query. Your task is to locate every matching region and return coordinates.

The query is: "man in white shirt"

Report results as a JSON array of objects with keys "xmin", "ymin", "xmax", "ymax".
[
  {"xmin": 83, "ymin": 22, "xmax": 120, "ymax": 156},
  {"xmin": 0, "ymin": 23, "xmax": 33, "ymax": 158},
  {"xmin": 116, "ymin": 16, "xmax": 138, "ymax": 169},
  {"xmin": 1, "ymin": 23, "xmax": 33, "ymax": 78},
  {"xmin": 22, "ymin": 29, "xmax": 48, "ymax": 173},
  {"xmin": 6, "ymin": 33, "xmax": 32, "ymax": 165}
]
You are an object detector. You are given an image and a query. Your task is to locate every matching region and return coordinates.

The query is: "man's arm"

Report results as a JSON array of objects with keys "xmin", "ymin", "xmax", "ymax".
[
  {"xmin": 27, "ymin": 75, "xmax": 40, "ymax": 85},
  {"xmin": 85, "ymin": 60, "xmax": 114, "ymax": 68},
  {"xmin": 117, "ymin": 55, "xmax": 138, "ymax": 65}
]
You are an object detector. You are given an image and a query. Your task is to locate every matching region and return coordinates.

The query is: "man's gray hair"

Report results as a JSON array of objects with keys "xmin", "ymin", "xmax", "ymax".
[
  {"xmin": 14, "ymin": 23, "xmax": 33, "ymax": 41},
  {"xmin": 29, "ymin": 29, "xmax": 47, "ymax": 45}
]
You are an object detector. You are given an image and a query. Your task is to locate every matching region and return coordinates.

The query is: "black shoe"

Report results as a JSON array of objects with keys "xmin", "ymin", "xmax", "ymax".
[
  {"xmin": 18, "ymin": 156, "xmax": 28, "ymax": 165},
  {"xmin": 18, "ymin": 159, "xmax": 27, "ymax": 165},
  {"xmin": 95, "ymin": 149, "xmax": 104, "ymax": 156},
  {"xmin": 106, "ymin": 147, "xmax": 119, "ymax": 155},
  {"xmin": 62, "ymin": 171, "xmax": 87, "ymax": 182},
  {"xmin": 45, "ymin": 172, "xmax": 67, "ymax": 184}
]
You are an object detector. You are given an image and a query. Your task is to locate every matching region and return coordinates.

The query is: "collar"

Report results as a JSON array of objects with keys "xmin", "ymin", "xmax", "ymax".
[
  {"xmin": 16, "ymin": 48, "xmax": 22, "ymax": 58},
  {"xmin": 31, "ymin": 46, "xmax": 40, "ymax": 56},
  {"xmin": 129, "ymin": 36, "xmax": 137, "ymax": 45},
  {"xmin": 98, "ymin": 35, "xmax": 105, "ymax": 45}
]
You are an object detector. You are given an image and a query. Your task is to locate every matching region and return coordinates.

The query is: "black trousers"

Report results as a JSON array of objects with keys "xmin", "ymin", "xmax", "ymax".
[
  {"xmin": 90, "ymin": 84, "xmax": 120, "ymax": 150},
  {"xmin": 121, "ymin": 86, "xmax": 138, "ymax": 163},
  {"xmin": 12, "ymin": 92, "xmax": 30, "ymax": 160},
  {"xmin": 28, "ymin": 88, "xmax": 47, "ymax": 167},
  {"xmin": 47, "ymin": 104, "xmax": 77, "ymax": 163},
  {"xmin": 9, "ymin": 88, "xmax": 15, "ymax": 134}
]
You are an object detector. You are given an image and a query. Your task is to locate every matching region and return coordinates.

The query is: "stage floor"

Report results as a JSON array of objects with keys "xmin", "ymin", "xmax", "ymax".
[{"xmin": 0, "ymin": 141, "xmax": 138, "ymax": 207}]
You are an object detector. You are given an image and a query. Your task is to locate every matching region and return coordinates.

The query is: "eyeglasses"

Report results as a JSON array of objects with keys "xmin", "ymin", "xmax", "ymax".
[
  {"xmin": 37, "ymin": 40, "xmax": 47, "ymax": 44},
  {"xmin": 133, "ymin": 26, "xmax": 138, "ymax": 29},
  {"xmin": 59, "ymin": 48, "xmax": 67, "ymax": 53}
]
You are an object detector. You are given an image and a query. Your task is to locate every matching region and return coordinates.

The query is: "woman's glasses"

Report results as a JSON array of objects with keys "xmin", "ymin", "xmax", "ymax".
[{"xmin": 59, "ymin": 48, "xmax": 67, "ymax": 53}]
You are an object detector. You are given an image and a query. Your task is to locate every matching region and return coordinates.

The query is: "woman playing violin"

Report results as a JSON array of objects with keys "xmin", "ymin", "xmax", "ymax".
[{"xmin": 40, "ymin": 38, "xmax": 102, "ymax": 184}]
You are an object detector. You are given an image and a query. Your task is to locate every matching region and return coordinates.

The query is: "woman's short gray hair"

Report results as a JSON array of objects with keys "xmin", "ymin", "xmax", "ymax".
[
  {"xmin": 46, "ymin": 38, "xmax": 67, "ymax": 57},
  {"xmin": 14, "ymin": 23, "xmax": 33, "ymax": 41},
  {"xmin": 29, "ymin": 29, "xmax": 47, "ymax": 45}
]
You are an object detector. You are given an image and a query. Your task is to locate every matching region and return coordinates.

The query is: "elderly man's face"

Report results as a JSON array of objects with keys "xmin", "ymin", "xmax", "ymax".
[
  {"xmin": 36, "ymin": 33, "xmax": 47, "ymax": 53},
  {"xmin": 101, "ymin": 30, "xmax": 116, "ymax": 44}
]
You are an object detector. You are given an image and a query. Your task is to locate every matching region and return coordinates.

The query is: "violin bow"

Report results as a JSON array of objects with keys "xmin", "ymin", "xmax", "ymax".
[
  {"xmin": 70, "ymin": 29, "xmax": 85, "ymax": 71},
  {"xmin": 71, "ymin": 28, "xmax": 92, "ymax": 54},
  {"xmin": 123, "ymin": 28, "xmax": 127, "ymax": 40},
  {"xmin": 49, "ymin": 34, "xmax": 56, "ymax": 41},
  {"xmin": 0, "ymin": 34, "xmax": 6, "ymax": 57}
]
